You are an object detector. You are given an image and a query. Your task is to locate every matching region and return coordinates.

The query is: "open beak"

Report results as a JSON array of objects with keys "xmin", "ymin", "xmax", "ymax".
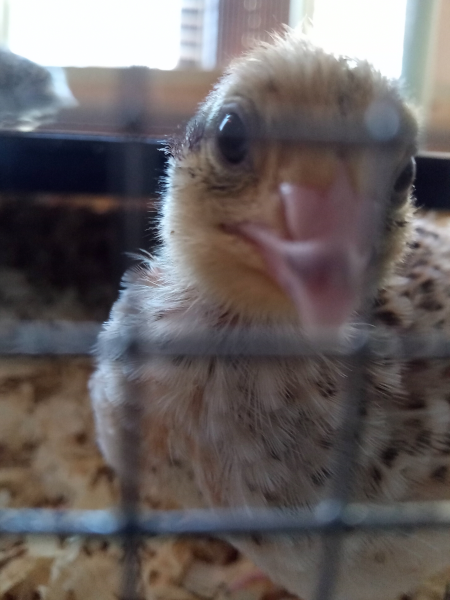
[{"xmin": 232, "ymin": 165, "xmax": 374, "ymax": 331}]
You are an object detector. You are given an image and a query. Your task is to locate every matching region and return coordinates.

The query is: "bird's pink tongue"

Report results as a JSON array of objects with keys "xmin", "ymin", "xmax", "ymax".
[{"xmin": 237, "ymin": 167, "xmax": 371, "ymax": 331}]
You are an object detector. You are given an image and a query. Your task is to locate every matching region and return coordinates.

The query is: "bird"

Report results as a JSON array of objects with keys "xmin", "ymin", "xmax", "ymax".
[
  {"xmin": 0, "ymin": 48, "xmax": 75, "ymax": 130},
  {"xmin": 90, "ymin": 30, "xmax": 450, "ymax": 600}
]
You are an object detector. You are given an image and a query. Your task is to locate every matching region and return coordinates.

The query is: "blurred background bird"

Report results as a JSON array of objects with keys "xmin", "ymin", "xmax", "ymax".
[
  {"xmin": 0, "ymin": 47, "xmax": 75, "ymax": 130},
  {"xmin": 90, "ymin": 30, "xmax": 450, "ymax": 600}
]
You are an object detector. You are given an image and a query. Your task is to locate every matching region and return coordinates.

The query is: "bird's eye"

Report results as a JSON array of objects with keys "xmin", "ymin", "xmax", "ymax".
[
  {"xmin": 216, "ymin": 112, "xmax": 249, "ymax": 164},
  {"xmin": 393, "ymin": 158, "xmax": 416, "ymax": 193}
]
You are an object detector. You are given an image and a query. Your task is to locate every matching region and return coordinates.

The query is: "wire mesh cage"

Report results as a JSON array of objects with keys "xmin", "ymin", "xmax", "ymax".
[{"xmin": 1, "ymin": 2, "xmax": 450, "ymax": 600}]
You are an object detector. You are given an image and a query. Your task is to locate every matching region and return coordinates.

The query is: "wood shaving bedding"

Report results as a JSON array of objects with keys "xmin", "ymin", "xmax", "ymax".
[{"xmin": 0, "ymin": 358, "xmax": 449, "ymax": 600}]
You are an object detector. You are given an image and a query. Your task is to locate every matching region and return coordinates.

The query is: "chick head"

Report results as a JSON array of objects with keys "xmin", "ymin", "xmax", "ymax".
[{"xmin": 161, "ymin": 33, "xmax": 418, "ymax": 329}]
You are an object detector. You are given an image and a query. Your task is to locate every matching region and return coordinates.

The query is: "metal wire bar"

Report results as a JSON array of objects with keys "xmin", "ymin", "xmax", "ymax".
[
  {"xmin": 4, "ymin": 321, "xmax": 450, "ymax": 359},
  {"xmin": 117, "ymin": 65, "xmax": 152, "ymax": 600},
  {"xmin": 101, "ymin": 326, "xmax": 450, "ymax": 360},
  {"xmin": 313, "ymin": 349, "xmax": 369, "ymax": 600},
  {"xmin": 119, "ymin": 380, "xmax": 144, "ymax": 600},
  {"xmin": 313, "ymin": 148, "xmax": 393, "ymax": 600},
  {"xmin": 207, "ymin": 107, "xmax": 416, "ymax": 146},
  {"xmin": 1, "ymin": 501, "xmax": 450, "ymax": 537},
  {"xmin": 0, "ymin": 321, "xmax": 101, "ymax": 355}
]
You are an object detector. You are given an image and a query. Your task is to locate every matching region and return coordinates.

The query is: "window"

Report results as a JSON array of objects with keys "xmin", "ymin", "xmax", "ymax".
[
  {"xmin": 309, "ymin": 0, "xmax": 407, "ymax": 79},
  {"xmin": 3, "ymin": 0, "xmax": 409, "ymax": 76},
  {"xmin": 5, "ymin": 0, "xmax": 182, "ymax": 69}
]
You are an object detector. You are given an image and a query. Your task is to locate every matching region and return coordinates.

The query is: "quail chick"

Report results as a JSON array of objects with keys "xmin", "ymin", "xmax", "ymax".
[
  {"xmin": 0, "ymin": 48, "xmax": 75, "ymax": 130},
  {"xmin": 90, "ymin": 31, "xmax": 450, "ymax": 600}
]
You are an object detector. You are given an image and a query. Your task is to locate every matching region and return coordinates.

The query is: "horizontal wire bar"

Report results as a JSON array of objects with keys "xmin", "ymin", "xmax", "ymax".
[
  {"xmin": 208, "ymin": 114, "xmax": 415, "ymax": 146},
  {"xmin": 1, "ymin": 501, "xmax": 450, "ymax": 537},
  {"xmin": 0, "ymin": 321, "xmax": 101, "ymax": 355},
  {"xmin": 3, "ymin": 320, "xmax": 450, "ymax": 359},
  {"xmin": 102, "ymin": 326, "xmax": 450, "ymax": 360}
]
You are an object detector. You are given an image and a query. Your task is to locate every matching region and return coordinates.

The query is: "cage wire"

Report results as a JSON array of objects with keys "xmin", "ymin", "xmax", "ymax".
[{"xmin": 1, "ymin": 21, "xmax": 450, "ymax": 600}]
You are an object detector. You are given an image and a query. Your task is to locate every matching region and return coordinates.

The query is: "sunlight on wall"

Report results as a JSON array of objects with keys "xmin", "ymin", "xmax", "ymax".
[
  {"xmin": 7, "ymin": 0, "xmax": 182, "ymax": 69},
  {"xmin": 310, "ymin": 0, "xmax": 407, "ymax": 79}
]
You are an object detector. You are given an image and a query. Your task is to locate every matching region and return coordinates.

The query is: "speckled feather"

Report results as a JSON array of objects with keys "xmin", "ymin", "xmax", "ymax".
[{"xmin": 90, "ymin": 32, "xmax": 450, "ymax": 600}]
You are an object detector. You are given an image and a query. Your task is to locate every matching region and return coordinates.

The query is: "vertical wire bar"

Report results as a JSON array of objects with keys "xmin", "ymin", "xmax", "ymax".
[
  {"xmin": 313, "ymin": 347, "xmax": 368, "ymax": 600},
  {"xmin": 120, "ymin": 378, "xmax": 144, "ymax": 600},
  {"xmin": 313, "ymin": 146, "xmax": 398, "ymax": 600},
  {"xmin": 116, "ymin": 66, "xmax": 150, "ymax": 600},
  {"xmin": 116, "ymin": 66, "xmax": 150, "ymax": 274}
]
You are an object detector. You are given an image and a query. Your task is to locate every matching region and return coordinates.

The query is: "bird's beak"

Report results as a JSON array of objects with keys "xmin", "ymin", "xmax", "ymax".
[{"xmin": 232, "ymin": 165, "xmax": 375, "ymax": 331}]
